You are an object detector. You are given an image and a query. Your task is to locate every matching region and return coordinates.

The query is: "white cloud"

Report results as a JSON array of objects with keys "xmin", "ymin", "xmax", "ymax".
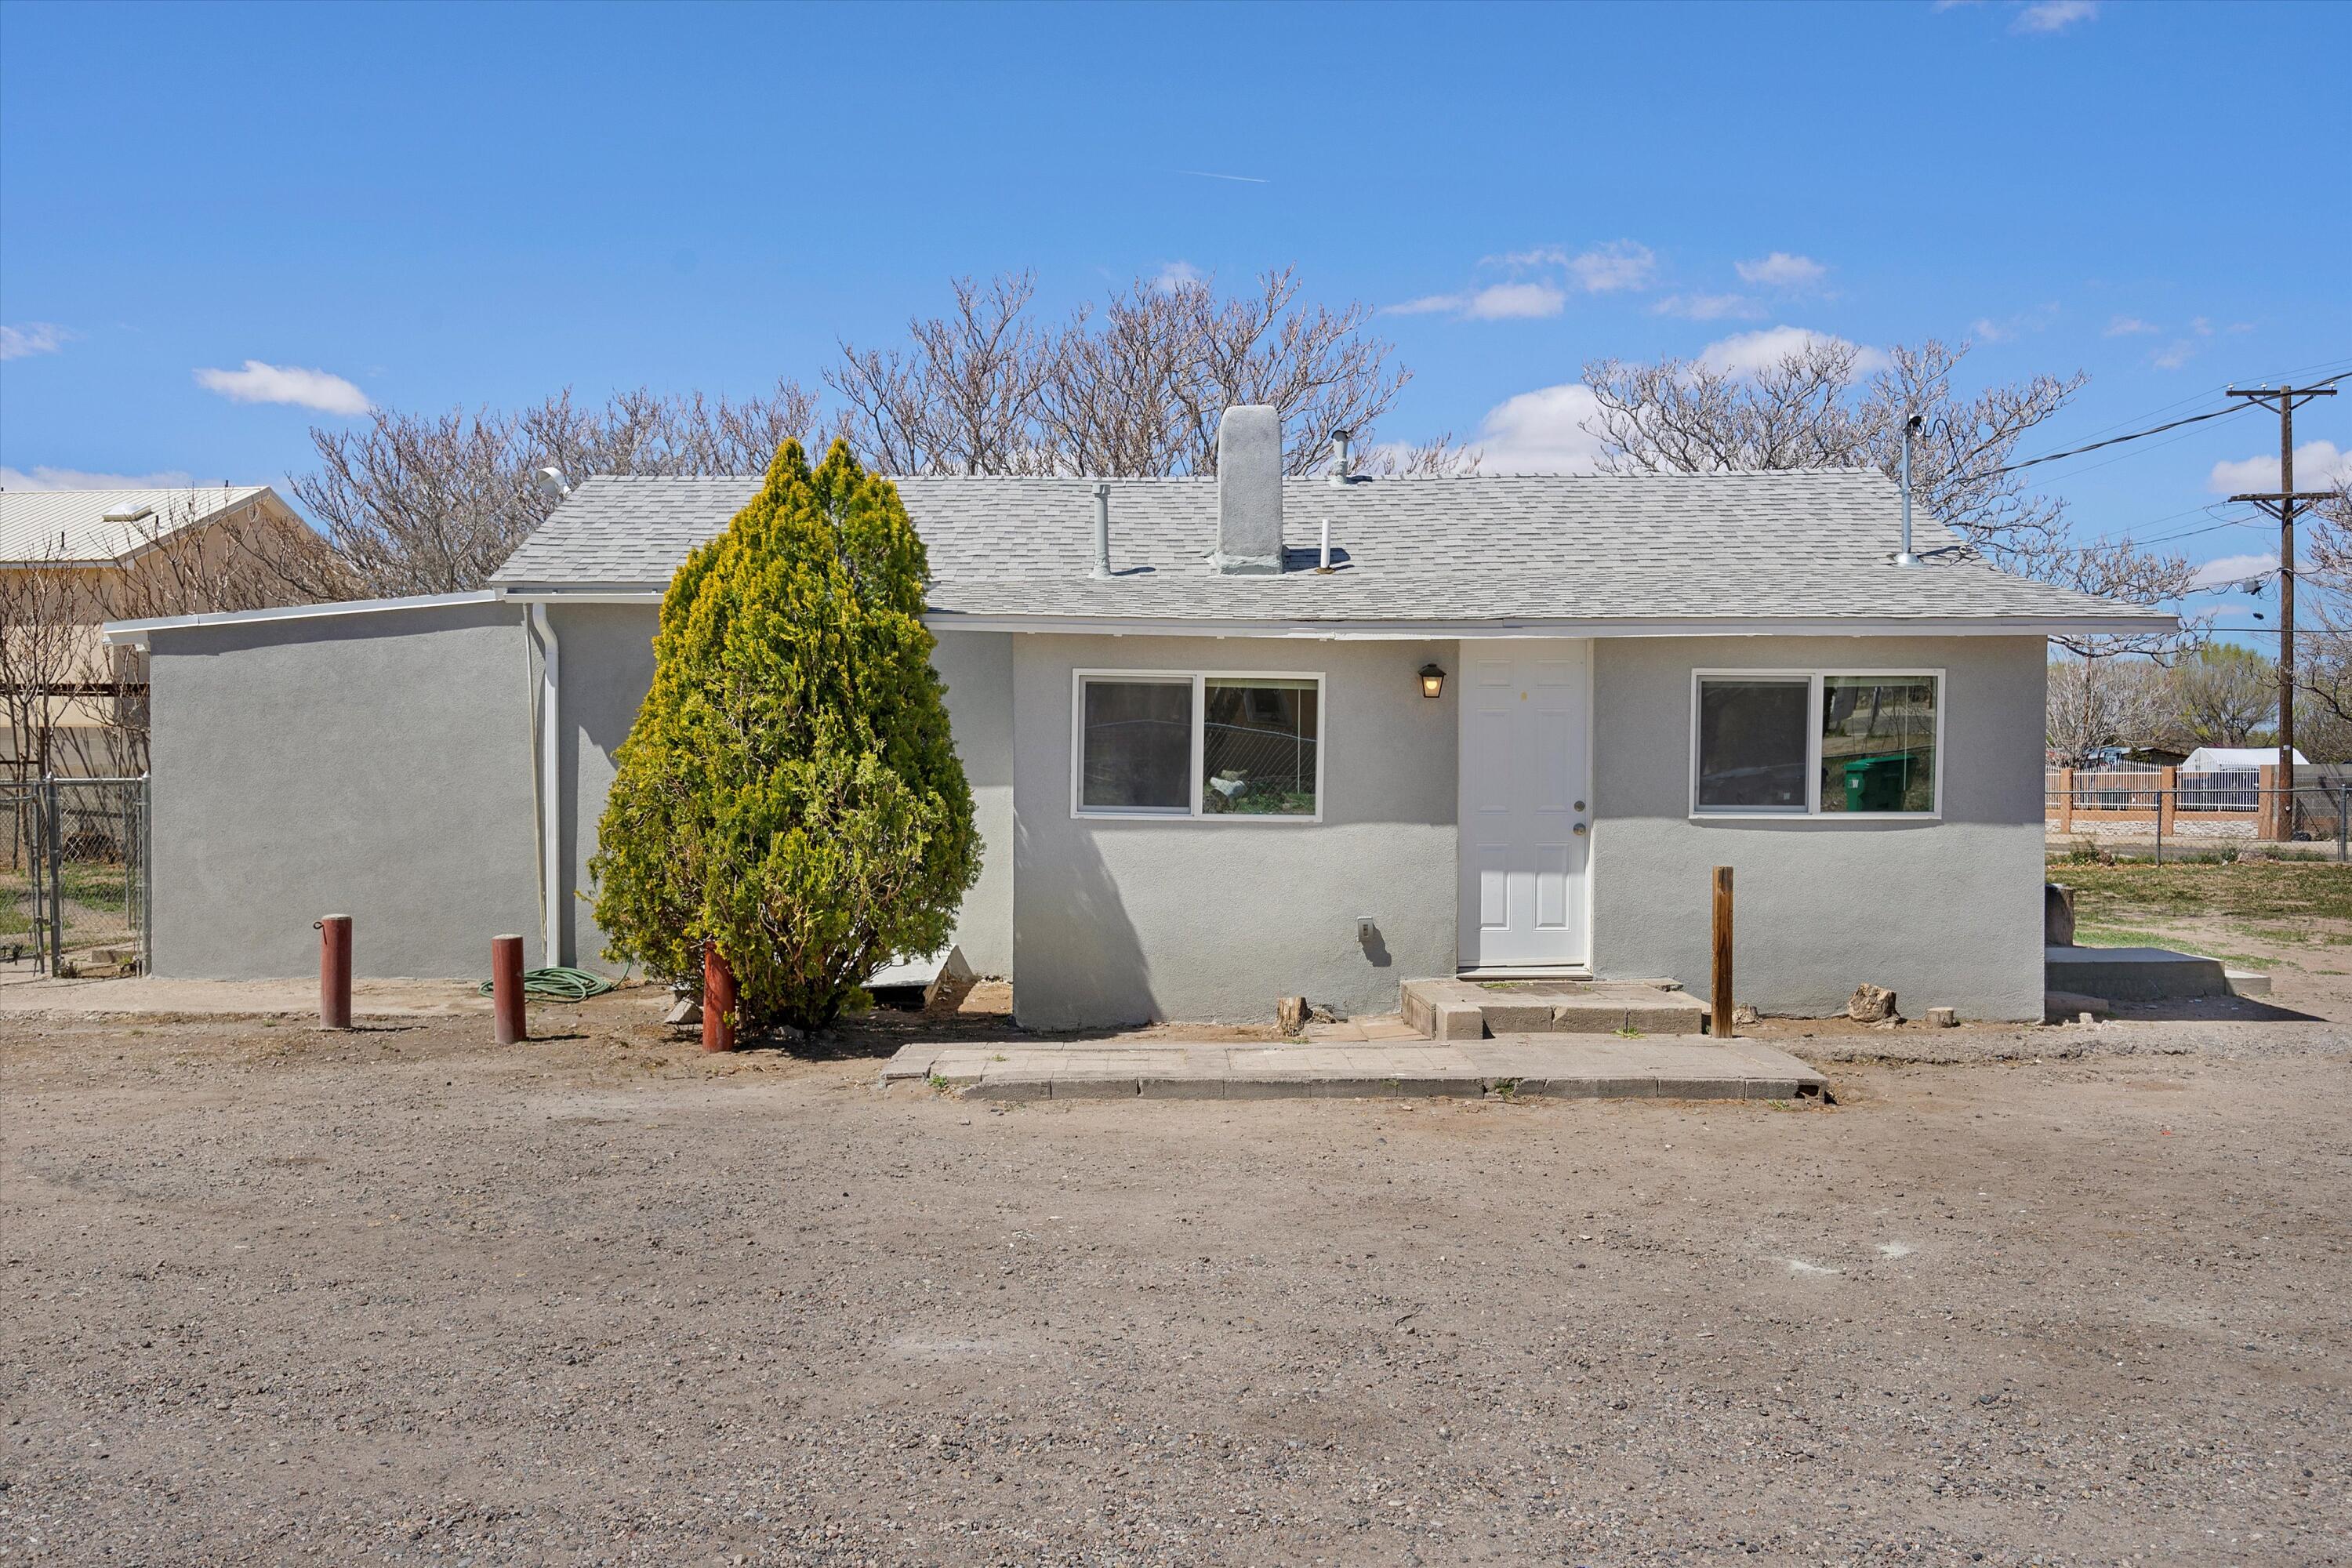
[
  {"xmin": 1699, "ymin": 325, "xmax": 1890, "ymax": 377},
  {"xmin": 1733, "ymin": 252, "xmax": 1827, "ymax": 289},
  {"xmin": 0, "ymin": 465, "xmax": 197, "ymax": 490},
  {"xmin": 1390, "ymin": 239, "xmax": 1654, "ymax": 321},
  {"xmin": 1568, "ymin": 241, "xmax": 1657, "ymax": 294},
  {"xmin": 193, "ymin": 359, "xmax": 369, "ymax": 415},
  {"xmin": 1384, "ymin": 281, "xmax": 1565, "ymax": 321},
  {"xmin": 1653, "ymin": 292, "xmax": 1761, "ymax": 321},
  {"xmin": 2152, "ymin": 340, "xmax": 2195, "ymax": 371},
  {"xmin": 2187, "ymin": 552, "xmax": 2278, "ymax": 591},
  {"xmin": 2209, "ymin": 441, "xmax": 2352, "ymax": 496},
  {"xmin": 1, "ymin": 322, "xmax": 74, "ymax": 361},
  {"xmin": 1386, "ymin": 293, "xmax": 1468, "ymax": 317},
  {"xmin": 1464, "ymin": 281, "xmax": 1566, "ymax": 321},
  {"xmin": 2015, "ymin": 0, "xmax": 2098, "ymax": 33},
  {"xmin": 1973, "ymin": 317, "xmax": 2015, "ymax": 344},
  {"xmin": 2104, "ymin": 315, "xmax": 2158, "ymax": 336},
  {"xmin": 1471, "ymin": 383, "xmax": 1610, "ymax": 474},
  {"xmin": 1152, "ymin": 260, "xmax": 1203, "ymax": 292}
]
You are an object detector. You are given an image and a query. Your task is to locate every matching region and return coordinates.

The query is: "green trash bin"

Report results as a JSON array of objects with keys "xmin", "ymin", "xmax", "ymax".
[{"xmin": 1841, "ymin": 753, "xmax": 1913, "ymax": 811}]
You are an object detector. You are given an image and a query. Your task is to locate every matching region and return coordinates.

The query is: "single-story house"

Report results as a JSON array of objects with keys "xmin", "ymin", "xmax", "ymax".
[
  {"xmin": 2, "ymin": 483, "xmax": 322, "ymax": 775},
  {"xmin": 105, "ymin": 407, "xmax": 2174, "ymax": 1024}
]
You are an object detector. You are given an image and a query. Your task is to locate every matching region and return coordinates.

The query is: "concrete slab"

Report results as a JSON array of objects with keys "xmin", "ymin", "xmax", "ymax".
[
  {"xmin": 2046, "ymin": 946, "xmax": 2241, "ymax": 1002},
  {"xmin": 883, "ymin": 1035, "xmax": 1828, "ymax": 1105}
]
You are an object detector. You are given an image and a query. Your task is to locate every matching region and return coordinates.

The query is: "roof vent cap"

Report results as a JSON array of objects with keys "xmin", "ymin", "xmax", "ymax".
[{"xmin": 101, "ymin": 503, "xmax": 154, "ymax": 524}]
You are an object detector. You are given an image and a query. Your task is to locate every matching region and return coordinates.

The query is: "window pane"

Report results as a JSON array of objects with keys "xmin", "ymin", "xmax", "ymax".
[
  {"xmin": 1697, "ymin": 679, "xmax": 1809, "ymax": 809},
  {"xmin": 1202, "ymin": 678, "xmax": 1318, "ymax": 815},
  {"xmin": 1080, "ymin": 680, "xmax": 1192, "ymax": 811},
  {"xmin": 1820, "ymin": 676, "xmax": 1936, "ymax": 814}
]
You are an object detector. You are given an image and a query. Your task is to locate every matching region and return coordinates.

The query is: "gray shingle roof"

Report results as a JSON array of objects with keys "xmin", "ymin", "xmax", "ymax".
[{"xmin": 489, "ymin": 470, "xmax": 2172, "ymax": 631}]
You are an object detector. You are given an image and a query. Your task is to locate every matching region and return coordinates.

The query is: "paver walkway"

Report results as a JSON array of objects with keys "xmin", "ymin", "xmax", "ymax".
[{"xmin": 880, "ymin": 1034, "xmax": 1828, "ymax": 1102}]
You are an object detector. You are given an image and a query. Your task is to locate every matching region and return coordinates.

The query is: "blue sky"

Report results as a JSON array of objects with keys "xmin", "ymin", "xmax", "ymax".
[{"xmin": 2, "ymin": 0, "xmax": 2346, "ymax": 630}]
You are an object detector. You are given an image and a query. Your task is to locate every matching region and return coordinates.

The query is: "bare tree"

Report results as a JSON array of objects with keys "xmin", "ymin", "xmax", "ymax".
[
  {"xmin": 837, "ymin": 268, "xmax": 1475, "ymax": 478},
  {"xmin": 2285, "ymin": 474, "xmax": 2352, "ymax": 760},
  {"xmin": 2047, "ymin": 653, "xmax": 2167, "ymax": 768},
  {"xmin": 1582, "ymin": 336, "xmax": 2197, "ymax": 657},
  {"xmin": 293, "ymin": 380, "xmax": 833, "ymax": 597},
  {"xmin": 0, "ymin": 540, "xmax": 99, "ymax": 782}
]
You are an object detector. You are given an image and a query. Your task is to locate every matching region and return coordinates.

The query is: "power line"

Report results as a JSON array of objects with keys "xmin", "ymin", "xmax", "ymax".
[
  {"xmin": 1993, "ymin": 365, "xmax": 2350, "ymax": 480},
  {"xmin": 1993, "ymin": 403, "xmax": 2256, "ymax": 476}
]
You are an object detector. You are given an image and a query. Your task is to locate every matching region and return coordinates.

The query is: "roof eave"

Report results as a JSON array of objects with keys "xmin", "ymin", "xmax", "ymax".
[{"xmin": 917, "ymin": 610, "xmax": 2180, "ymax": 641}]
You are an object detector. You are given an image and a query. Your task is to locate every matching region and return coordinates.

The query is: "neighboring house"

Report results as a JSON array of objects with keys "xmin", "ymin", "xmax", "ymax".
[
  {"xmin": 1, "ymin": 485, "xmax": 321, "ymax": 775},
  {"xmin": 2181, "ymin": 746, "xmax": 2305, "ymax": 772},
  {"xmin": 106, "ymin": 407, "xmax": 2172, "ymax": 1021}
]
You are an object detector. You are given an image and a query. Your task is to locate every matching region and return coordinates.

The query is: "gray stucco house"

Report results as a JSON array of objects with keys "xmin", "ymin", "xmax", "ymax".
[{"xmin": 107, "ymin": 406, "xmax": 2171, "ymax": 1024}]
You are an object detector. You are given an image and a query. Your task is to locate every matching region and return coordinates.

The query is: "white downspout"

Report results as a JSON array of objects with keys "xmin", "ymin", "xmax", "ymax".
[{"xmin": 530, "ymin": 602, "xmax": 562, "ymax": 967}]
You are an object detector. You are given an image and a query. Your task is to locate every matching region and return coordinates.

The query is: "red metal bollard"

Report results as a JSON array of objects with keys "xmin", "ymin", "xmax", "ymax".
[
  {"xmin": 491, "ymin": 934, "xmax": 526, "ymax": 1045},
  {"xmin": 702, "ymin": 943, "xmax": 737, "ymax": 1053},
  {"xmin": 316, "ymin": 914, "xmax": 353, "ymax": 1030}
]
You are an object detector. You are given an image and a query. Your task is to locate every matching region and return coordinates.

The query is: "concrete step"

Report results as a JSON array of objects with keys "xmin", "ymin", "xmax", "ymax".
[
  {"xmin": 2045, "ymin": 945, "xmax": 2269, "ymax": 1003},
  {"xmin": 1401, "ymin": 976, "xmax": 1708, "ymax": 1041}
]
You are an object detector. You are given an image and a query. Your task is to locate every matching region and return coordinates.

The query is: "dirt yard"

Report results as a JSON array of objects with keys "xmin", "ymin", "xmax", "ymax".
[{"xmin": 3, "ymin": 992, "xmax": 2348, "ymax": 1566}]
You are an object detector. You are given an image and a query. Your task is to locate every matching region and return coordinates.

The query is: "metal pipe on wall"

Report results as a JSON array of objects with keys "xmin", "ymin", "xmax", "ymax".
[{"xmin": 528, "ymin": 602, "xmax": 562, "ymax": 968}]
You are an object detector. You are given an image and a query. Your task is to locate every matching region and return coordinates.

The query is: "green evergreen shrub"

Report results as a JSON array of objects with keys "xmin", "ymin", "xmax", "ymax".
[{"xmin": 589, "ymin": 440, "xmax": 978, "ymax": 1031}]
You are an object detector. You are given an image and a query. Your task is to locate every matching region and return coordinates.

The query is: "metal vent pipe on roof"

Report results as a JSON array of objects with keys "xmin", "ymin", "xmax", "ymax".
[
  {"xmin": 1091, "ymin": 482, "xmax": 1112, "ymax": 580},
  {"xmin": 1894, "ymin": 413, "xmax": 1922, "ymax": 567},
  {"xmin": 1328, "ymin": 427, "xmax": 1353, "ymax": 486}
]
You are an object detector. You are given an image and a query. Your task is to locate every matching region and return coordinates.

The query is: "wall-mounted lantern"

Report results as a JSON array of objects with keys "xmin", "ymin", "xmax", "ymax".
[{"xmin": 1418, "ymin": 662, "xmax": 1446, "ymax": 699}]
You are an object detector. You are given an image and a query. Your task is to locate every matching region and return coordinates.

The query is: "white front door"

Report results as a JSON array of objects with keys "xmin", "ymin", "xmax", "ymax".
[{"xmin": 1457, "ymin": 639, "xmax": 1592, "ymax": 970}]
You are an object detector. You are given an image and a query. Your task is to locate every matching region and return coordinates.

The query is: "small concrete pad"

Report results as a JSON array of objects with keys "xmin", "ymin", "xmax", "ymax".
[
  {"xmin": 2046, "ymin": 945, "xmax": 2247, "ymax": 1002},
  {"xmin": 882, "ymin": 1034, "xmax": 1826, "ymax": 1104}
]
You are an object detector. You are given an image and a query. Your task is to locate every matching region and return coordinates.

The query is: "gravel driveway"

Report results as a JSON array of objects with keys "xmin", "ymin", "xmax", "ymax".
[{"xmin": 2, "ymin": 997, "xmax": 2347, "ymax": 1566}]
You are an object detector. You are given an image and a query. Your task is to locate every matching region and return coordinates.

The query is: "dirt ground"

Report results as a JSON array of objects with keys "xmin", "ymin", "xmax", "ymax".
[{"xmin": 3, "ymin": 991, "xmax": 2349, "ymax": 1567}]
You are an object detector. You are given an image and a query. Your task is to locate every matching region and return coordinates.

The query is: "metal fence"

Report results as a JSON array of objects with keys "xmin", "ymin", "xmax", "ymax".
[
  {"xmin": 0, "ymin": 776, "xmax": 149, "ymax": 976},
  {"xmin": 2045, "ymin": 774, "xmax": 2352, "ymax": 862}
]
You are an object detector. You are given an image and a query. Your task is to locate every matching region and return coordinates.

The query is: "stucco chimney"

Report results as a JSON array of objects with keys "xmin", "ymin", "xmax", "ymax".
[{"xmin": 1210, "ymin": 405, "xmax": 1284, "ymax": 575}]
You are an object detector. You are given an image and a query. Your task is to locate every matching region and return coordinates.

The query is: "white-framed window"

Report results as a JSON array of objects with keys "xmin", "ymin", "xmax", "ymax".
[
  {"xmin": 1073, "ymin": 670, "xmax": 1324, "ymax": 822},
  {"xmin": 1690, "ymin": 669, "xmax": 1944, "ymax": 818}
]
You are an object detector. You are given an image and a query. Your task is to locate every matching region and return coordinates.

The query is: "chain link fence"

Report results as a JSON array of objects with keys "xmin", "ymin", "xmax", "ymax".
[
  {"xmin": 2046, "ymin": 766, "xmax": 2352, "ymax": 863},
  {"xmin": 0, "ymin": 777, "xmax": 149, "ymax": 977}
]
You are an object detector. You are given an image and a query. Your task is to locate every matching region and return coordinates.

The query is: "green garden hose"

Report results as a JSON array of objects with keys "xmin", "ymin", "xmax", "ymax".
[{"xmin": 477, "ymin": 966, "xmax": 616, "ymax": 1001}]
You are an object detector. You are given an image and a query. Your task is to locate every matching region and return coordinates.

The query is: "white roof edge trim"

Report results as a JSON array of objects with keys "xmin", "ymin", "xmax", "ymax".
[
  {"xmin": 917, "ymin": 612, "xmax": 2180, "ymax": 640},
  {"xmin": 103, "ymin": 590, "xmax": 502, "ymax": 646},
  {"xmin": 496, "ymin": 584, "xmax": 667, "ymax": 603}
]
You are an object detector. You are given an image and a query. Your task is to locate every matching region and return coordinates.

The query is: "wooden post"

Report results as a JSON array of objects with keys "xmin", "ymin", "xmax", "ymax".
[
  {"xmin": 2259, "ymin": 763, "xmax": 2278, "ymax": 840},
  {"xmin": 702, "ymin": 943, "xmax": 737, "ymax": 1053},
  {"xmin": 1710, "ymin": 866, "xmax": 1733, "ymax": 1040},
  {"xmin": 316, "ymin": 914, "xmax": 353, "ymax": 1030},
  {"xmin": 2057, "ymin": 767, "xmax": 2075, "ymax": 834},
  {"xmin": 2158, "ymin": 764, "xmax": 2176, "ymax": 864},
  {"xmin": 491, "ymin": 934, "xmax": 526, "ymax": 1045}
]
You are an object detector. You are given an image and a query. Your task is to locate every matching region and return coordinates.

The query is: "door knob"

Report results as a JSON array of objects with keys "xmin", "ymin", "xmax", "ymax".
[{"xmin": 1573, "ymin": 822, "xmax": 1588, "ymax": 836}]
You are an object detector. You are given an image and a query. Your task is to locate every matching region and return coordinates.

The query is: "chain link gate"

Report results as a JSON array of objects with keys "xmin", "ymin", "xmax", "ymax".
[{"xmin": 0, "ymin": 777, "xmax": 149, "ymax": 978}]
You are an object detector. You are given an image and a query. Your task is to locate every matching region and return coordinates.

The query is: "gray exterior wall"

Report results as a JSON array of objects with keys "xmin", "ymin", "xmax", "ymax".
[
  {"xmin": 546, "ymin": 604, "xmax": 1014, "ymax": 979},
  {"xmin": 1588, "ymin": 634, "xmax": 2045, "ymax": 1021},
  {"xmin": 147, "ymin": 599, "xmax": 541, "ymax": 978},
  {"xmin": 930, "ymin": 630, "xmax": 1015, "ymax": 977},
  {"xmin": 1009, "ymin": 633, "xmax": 1457, "ymax": 1029}
]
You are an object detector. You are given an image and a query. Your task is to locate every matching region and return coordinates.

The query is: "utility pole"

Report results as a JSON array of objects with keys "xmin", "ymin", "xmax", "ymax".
[{"xmin": 2227, "ymin": 381, "xmax": 2339, "ymax": 837}]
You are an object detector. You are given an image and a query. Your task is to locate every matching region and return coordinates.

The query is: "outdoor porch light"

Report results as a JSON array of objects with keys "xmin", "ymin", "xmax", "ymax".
[{"xmin": 1418, "ymin": 662, "xmax": 1446, "ymax": 699}]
